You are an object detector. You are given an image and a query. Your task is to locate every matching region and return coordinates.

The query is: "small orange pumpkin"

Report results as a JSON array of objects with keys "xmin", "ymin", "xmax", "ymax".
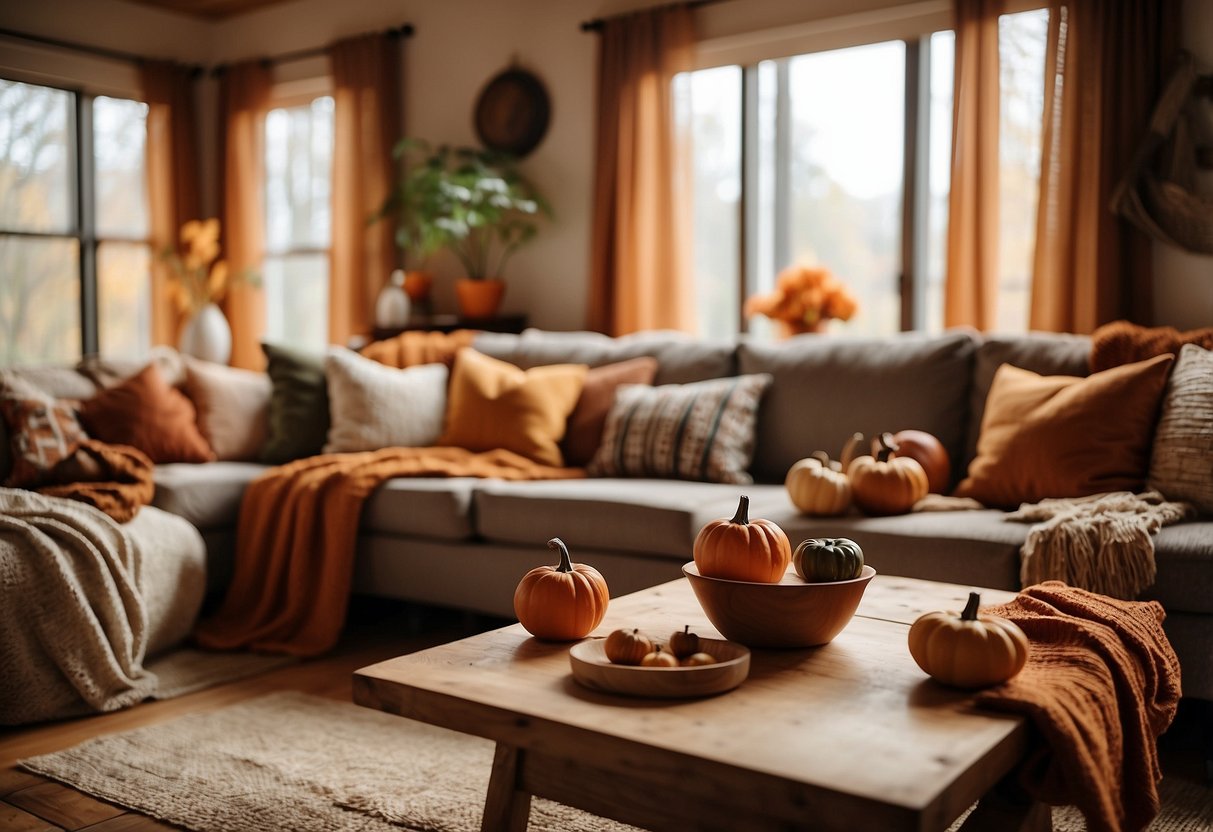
[
  {"xmin": 890, "ymin": 429, "xmax": 951, "ymax": 494},
  {"xmin": 641, "ymin": 646, "xmax": 679, "ymax": 667},
  {"xmin": 907, "ymin": 592, "xmax": 1030, "ymax": 689},
  {"xmin": 693, "ymin": 495, "xmax": 791, "ymax": 583},
  {"xmin": 514, "ymin": 538, "xmax": 609, "ymax": 641},
  {"xmin": 785, "ymin": 451, "xmax": 851, "ymax": 516},
  {"xmin": 847, "ymin": 433, "xmax": 929, "ymax": 516},
  {"xmin": 605, "ymin": 628, "xmax": 652, "ymax": 665}
]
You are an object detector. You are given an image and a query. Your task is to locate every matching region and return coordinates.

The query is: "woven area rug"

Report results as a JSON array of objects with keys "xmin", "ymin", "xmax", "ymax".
[{"xmin": 20, "ymin": 692, "xmax": 1212, "ymax": 832}]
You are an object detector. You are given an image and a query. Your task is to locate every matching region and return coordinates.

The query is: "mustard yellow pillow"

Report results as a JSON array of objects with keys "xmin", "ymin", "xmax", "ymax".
[
  {"xmin": 438, "ymin": 349, "xmax": 587, "ymax": 467},
  {"xmin": 954, "ymin": 354, "xmax": 1174, "ymax": 508}
]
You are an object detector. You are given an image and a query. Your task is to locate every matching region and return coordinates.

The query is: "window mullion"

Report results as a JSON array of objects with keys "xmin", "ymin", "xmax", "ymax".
[
  {"xmin": 739, "ymin": 65, "xmax": 759, "ymax": 334},
  {"xmin": 773, "ymin": 59, "xmax": 791, "ymax": 273},
  {"xmin": 76, "ymin": 92, "xmax": 98, "ymax": 356},
  {"xmin": 900, "ymin": 38, "xmax": 924, "ymax": 333}
]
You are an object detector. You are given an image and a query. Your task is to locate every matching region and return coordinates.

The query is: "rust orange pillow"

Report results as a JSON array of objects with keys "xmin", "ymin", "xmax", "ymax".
[
  {"xmin": 954, "ymin": 354, "xmax": 1174, "ymax": 509},
  {"xmin": 79, "ymin": 363, "xmax": 216, "ymax": 464},
  {"xmin": 437, "ymin": 348, "xmax": 587, "ymax": 467},
  {"xmin": 561, "ymin": 356, "xmax": 659, "ymax": 467}
]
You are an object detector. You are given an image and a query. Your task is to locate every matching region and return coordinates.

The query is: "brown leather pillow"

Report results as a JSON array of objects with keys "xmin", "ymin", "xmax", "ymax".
[
  {"xmin": 560, "ymin": 356, "xmax": 659, "ymax": 467},
  {"xmin": 437, "ymin": 348, "xmax": 587, "ymax": 468},
  {"xmin": 954, "ymin": 354, "xmax": 1174, "ymax": 509},
  {"xmin": 79, "ymin": 363, "xmax": 216, "ymax": 464}
]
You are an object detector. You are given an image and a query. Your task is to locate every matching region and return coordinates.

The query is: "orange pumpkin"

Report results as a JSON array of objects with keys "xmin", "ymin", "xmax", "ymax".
[
  {"xmin": 890, "ymin": 429, "xmax": 951, "ymax": 494},
  {"xmin": 605, "ymin": 628, "xmax": 653, "ymax": 665},
  {"xmin": 847, "ymin": 433, "xmax": 929, "ymax": 516},
  {"xmin": 514, "ymin": 538, "xmax": 609, "ymax": 641},
  {"xmin": 693, "ymin": 495, "xmax": 791, "ymax": 583},
  {"xmin": 907, "ymin": 592, "xmax": 1030, "ymax": 689},
  {"xmin": 785, "ymin": 451, "xmax": 851, "ymax": 516}
]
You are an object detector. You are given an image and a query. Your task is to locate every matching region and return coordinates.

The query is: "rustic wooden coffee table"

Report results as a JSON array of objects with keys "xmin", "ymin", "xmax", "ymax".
[{"xmin": 354, "ymin": 574, "xmax": 1047, "ymax": 832}]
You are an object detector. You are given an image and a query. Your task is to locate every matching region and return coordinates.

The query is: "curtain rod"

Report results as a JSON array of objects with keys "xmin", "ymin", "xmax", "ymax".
[
  {"xmin": 0, "ymin": 26, "xmax": 203, "ymax": 73},
  {"xmin": 580, "ymin": 0, "xmax": 724, "ymax": 32},
  {"xmin": 212, "ymin": 23, "xmax": 414, "ymax": 76}
]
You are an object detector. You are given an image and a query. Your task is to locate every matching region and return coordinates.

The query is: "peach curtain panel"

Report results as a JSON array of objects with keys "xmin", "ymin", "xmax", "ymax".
[
  {"xmin": 1029, "ymin": 0, "xmax": 1179, "ymax": 333},
  {"xmin": 139, "ymin": 61, "xmax": 200, "ymax": 348},
  {"xmin": 218, "ymin": 61, "xmax": 272, "ymax": 369},
  {"xmin": 944, "ymin": 0, "xmax": 1002, "ymax": 331},
  {"xmin": 588, "ymin": 5, "xmax": 695, "ymax": 336},
  {"xmin": 328, "ymin": 33, "xmax": 402, "ymax": 347}
]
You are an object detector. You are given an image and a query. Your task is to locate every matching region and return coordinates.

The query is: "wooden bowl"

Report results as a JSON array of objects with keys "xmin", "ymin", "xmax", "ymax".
[
  {"xmin": 682, "ymin": 563, "xmax": 876, "ymax": 648},
  {"xmin": 569, "ymin": 637, "xmax": 750, "ymax": 698}
]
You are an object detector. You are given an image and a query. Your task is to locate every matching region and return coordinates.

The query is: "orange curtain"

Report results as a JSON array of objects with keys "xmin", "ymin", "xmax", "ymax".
[
  {"xmin": 1029, "ymin": 0, "xmax": 1179, "ymax": 333},
  {"xmin": 218, "ymin": 61, "xmax": 271, "ymax": 369},
  {"xmin": 588, "ymin": 5, "xmax": 695, "ymax": 336},
  {"xmin": 328, "ymin": 33, "xmax": 402, "ymax": 347},
  {"xmin": 944, "ymin": 0, "xmax": 1002, "ymax": 331},
  {"xmin": 140, "ymin": 61, "xmax": 200, "ymax": 348}
]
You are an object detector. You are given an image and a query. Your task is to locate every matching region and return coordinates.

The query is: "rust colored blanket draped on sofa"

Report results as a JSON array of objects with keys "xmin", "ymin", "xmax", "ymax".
[
  {"xmin": 194, "ymin": 448, "xmax": 585, "ymax": 657},
  {"xmin": 975, "ymin": 582, "xmax": 1181, "ymax": 832}
]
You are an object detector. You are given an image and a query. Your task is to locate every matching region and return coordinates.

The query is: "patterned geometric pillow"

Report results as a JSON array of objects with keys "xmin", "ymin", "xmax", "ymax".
[
  {"xmin": 588, "ymin": 373, "xmax": 773, "ymax": 484},
  {"xmin": 1149, "ymin": 344, "xmax": 1213, "ymax": 515},
  {"xmin": 0, "ymin": 372, "xmax": 89, "ymax": 488}
]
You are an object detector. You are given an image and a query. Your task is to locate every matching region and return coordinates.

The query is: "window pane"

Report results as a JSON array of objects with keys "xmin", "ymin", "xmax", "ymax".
[
  {"xmin": 94, "ymin": 97, "xmax": 149, "ymax": 239},
  {"xmin": 682, "ymin": 66, "xmax": 742, "ymax": 340},
  {"xmin": 263, "ymin": 254, "xmax": 327, "ymax": 352},
  {"xmin": 0, "ymin": 80, "xmax": 74, "ymax": 234},
  {"xmin": 266, "ymin": 96, "xmax": 334, "ymax": 253},
  {"xmin": 996, "ymin": 8, "xmax": 1048, "ymax": 333},
  {"xmin": 786, "ymin": 41, "xmax": 906, "ymax": 335},
  {"xmin": 922, "ymin": 30, "xmax": 955, "ymax": 334},
  {"xmin": 0, "ymin": 236, "xmax": 79, "ymax": 364},
  {"xmin": 97, "ymin": 241, "xmax": 151, "ymax": 359}
]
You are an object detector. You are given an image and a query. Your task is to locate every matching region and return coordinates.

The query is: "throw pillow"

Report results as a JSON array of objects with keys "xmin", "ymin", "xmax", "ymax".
[
  {"xmin": 260, "ymin": 342, "xmax": 330, "ymax": 464},
  {"xmin": 0, "ymin": 373, "xmax": 89, "ymax": 487},
  {"xmin": 1149, "ymin": 344, "xmax": 1213, "ymax": 515},
  {"xmin": 954, "ymin": 354, "xmax": 1174, "ymax": 509},
  {"xmin": 183, "ymin": 357, "xmax": 272, "ymax": 462},
  {"xmin": 78, "ymin": 363, "xmax": 216, "ymax": 464},
  {"xmin": 561, "ymin": 356, "xmax": 659, "ymax": 467},
  {"xmin": 587, "ymin": 373, "xmax": 773, "ymax": 485},
  {"xmin": 437, "ymin": 348, "xmax": 587, "ymax": 467},
  {"xmin": 324, "ymin": 347, "xmax": 449, "ymax": 453}
]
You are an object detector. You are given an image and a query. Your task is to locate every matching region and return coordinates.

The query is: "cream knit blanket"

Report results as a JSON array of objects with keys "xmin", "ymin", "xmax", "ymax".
[{"xmin": 1007, "ymin": 491, "xmax": 1193, "ymax": 599}]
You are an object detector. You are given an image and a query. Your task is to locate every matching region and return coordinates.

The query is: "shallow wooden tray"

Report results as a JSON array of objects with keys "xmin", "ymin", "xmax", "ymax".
[{"xmin": 568, "ymin": 636, "xmax": 750, "ymax": 698}]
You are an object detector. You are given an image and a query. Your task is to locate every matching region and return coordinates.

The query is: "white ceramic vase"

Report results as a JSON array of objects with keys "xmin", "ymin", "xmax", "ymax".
[
  {"xmin": 179, "ymin": 302, "xmax": 232, "ymax": 365},
  {"xmin": 375, "ymin": 269, "xmax": 412, "ymax": 329}
]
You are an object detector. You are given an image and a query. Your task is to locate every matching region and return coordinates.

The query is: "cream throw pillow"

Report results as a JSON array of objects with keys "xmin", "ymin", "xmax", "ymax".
[
  {"xmin": 183, "ymin": 357, "xmax": 272, "ymax": 461},
  {"xmin": 324, "ymin": 347, "xmax": 448, "ymax": 453},
  {"xmin": 1149, "ymin": 344, "xmax": 1213, "ymax": 515}
]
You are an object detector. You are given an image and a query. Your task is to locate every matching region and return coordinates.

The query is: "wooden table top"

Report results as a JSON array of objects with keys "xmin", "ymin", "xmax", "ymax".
[{"xmin": 354, "ymin": 574, "xmax": 1026, "ymax": 832}]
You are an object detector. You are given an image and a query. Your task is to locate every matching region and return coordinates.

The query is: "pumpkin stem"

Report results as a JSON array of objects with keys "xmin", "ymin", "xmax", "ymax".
[
  {"xmin": 730, "ymin": 495, "xmax": 750, "ymax": 525},
  {"xmin": 547, "ymin": 537, "xmax": 574, "ymax": 573},
  {"xmin": 961, "ymin": 591, "xmax": 981, "ymax": 621},
  {"xmin": 841, "ymin": 433, "xmax": 866, "ymax": 469},
  {"xmin": 810, "ymin": 450, "xmax": 832, "ymax": 468},
  {"xmin": 876, "ymin": 432, "xmax": 898, "ymax": 463}
]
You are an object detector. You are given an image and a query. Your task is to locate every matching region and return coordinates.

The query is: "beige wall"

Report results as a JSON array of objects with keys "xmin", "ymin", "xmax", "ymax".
[{"xmin": 2, "ymin": 0, "xmax": 1209, "ymax": 332}]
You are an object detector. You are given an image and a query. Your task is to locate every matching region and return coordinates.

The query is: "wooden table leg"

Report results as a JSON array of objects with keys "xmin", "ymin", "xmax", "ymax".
[
  {"xmin": 959, "ymin": 775, "xmax": 1052, "ymax": 832},
  {"xmin": 481, "ymin": 742, "xmax": 532, "ymax": 832}
]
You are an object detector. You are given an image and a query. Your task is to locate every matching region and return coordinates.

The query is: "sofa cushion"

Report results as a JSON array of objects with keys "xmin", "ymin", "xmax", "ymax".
[
  {"xmin": 1147, "ymin": 522, "xmax": 1213, "ymax": 615},
  {"xmin": 1149, "ymin": 345, "xmax": 1213, "ymax": 515},
  {"xmin": 152, "ymin": 461, "xmax": 268, "ymax": 530},
  {"xmin": 260, "ymin": 342, "xmax": 329, "ymax": 464},
  {"xmin": 0, "ymin": 372, "xmax": 90, "ymax": 487},
  {"xmin": 361, "ymin": 477, "xmax": 479, "ymax": 541},
  {"xmin": 738, "ymin": 331, "xmax": 976, "ymax": 484},
  {"xmin": 183, "ymin": 357, "xmax": 271, "ymax": 462},
  {"xmin": 561, "ymin": 357, "xmax": 659, "ymax": 467},
  {"xmin": 473, "ymin": 329, "xmax": 736, "ymax": 386},
  {"xmin": 324, "ymin": 347, "xmax": 448, "ymax": 453},
  {"xmin": 965, "ymin": 331, "xmax": 1090, "ymax": 468}
]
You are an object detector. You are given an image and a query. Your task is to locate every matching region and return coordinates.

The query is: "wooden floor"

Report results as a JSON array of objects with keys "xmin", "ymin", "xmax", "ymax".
[{"xmin": 0, "ymin": 598, "xmax": 502, "ymax": 832}]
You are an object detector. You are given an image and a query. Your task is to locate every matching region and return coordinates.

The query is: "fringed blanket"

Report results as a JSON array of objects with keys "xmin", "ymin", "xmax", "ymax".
[
  {"xmin": 976, "ymin": 582, "xmax": 1181, "ymax": 832},
  {"xmin": 1008, "ymin": 491, "xmax": 1193, "ymax": 599},
  {"xmin": 194, "ymin": 447, "xmax": 585, "ymax": 657}
]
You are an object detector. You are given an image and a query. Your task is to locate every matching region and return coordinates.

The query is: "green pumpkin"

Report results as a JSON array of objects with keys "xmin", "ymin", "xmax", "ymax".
[{"xmin": 793, "ymin": 537, "xmax": 864, "ymax": 582}]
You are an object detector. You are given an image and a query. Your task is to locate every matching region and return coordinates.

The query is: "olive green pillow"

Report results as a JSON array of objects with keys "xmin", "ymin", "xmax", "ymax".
[{"xmin": 259, "ymin": 342, "xmax": 330, "ymax": 464}]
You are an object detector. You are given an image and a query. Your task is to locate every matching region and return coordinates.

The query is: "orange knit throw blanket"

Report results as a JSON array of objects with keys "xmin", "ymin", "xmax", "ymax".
[
  {"xmin": 1090, "ymin": 320, "xmax": 1213, "ymax": 373},
  {"xmin": 38, "ymin": 439, "xmax": 155, "ymax": 523},
  {"xmin": 975, "ymin": 582, "xmax": 1181, "ymax": 832},
  {"xmin": 194, "ymin": 447, "xmax": 585, "ymax": 657},
  {"xmin": 358, "ymin": 328, "xmax": 478, "ymax": 368}
]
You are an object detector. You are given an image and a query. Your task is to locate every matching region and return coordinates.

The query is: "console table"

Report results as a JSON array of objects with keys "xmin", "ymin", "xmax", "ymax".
[{"xmin": 372, "ymin": 314, "xmax": 528, "ymax": 341}]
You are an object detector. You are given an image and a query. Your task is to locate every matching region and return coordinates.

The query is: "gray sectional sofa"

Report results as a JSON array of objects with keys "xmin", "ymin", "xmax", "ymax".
[{"xmin": 144, "ymin": 327, "xmax": 1213, "ymax": 701}]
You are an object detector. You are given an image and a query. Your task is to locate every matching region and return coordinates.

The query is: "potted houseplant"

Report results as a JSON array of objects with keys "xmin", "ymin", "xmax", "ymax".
[{"xmin": 379, "ymin": 139, "xmax": 551, "ymax": 319}]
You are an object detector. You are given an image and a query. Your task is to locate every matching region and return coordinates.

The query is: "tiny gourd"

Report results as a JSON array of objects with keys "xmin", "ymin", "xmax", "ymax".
[
  {"xmin": 693, "ymin": 495, "xmax": 791, "ymax": 583},
  {"xmin": 907, "ymin": 592, "xmax": 1030, "ymax": 689},
  {"xmin": 785, "ymin": 451, "xmax": 851, "ymax": 516},
  {"xmin": 604, "ymin": 628, "xmax": 653, "ymax": 665},
  {"xmin": 681, "ymin": 652, "xmax": 717, "ymax": 667},
  {"xmin": 847, "ymin": 433, "xmax": 929, "ymax": 516},
  {"xmin": 668, "ymin": 625, "xmax": 700, "ymax": 659},
  {"xmin": 640, "ymin": 646, "xmax": 679, "ymax": 668},
  {"xmin": 793, "ymin": 537, "xmax": 865, "ymax": 582},
  {"xmin": 890, "ymin": 429, "xmax": 951, "ymax": 494},
  {"xmin": 513, "ymin": 538, "xmax": 609, "ymax": 641}
]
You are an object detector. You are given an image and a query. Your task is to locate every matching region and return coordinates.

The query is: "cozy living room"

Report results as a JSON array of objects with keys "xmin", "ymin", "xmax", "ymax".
[{"xmin": 1, "ymin": 0, "xmax": 1211, "ymax": 830}]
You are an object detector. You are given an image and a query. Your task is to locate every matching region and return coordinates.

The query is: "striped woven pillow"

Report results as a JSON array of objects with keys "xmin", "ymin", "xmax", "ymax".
[{"xmin": 588, "ymin": 374, "xmax": 773, "ymax": 484}]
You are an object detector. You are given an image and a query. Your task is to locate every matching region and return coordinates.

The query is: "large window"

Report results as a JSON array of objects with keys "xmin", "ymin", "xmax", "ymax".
[
  {"xmin": 264, "ymin": 95, "xmax": 333, "ymax": 352},
  {"xmin": 0, "ymin": 79, "xmax": 150, "ymax": 365},
  {"xmin": 682, "ymin": 8, "xmax": 1049, "ymax": 339}
]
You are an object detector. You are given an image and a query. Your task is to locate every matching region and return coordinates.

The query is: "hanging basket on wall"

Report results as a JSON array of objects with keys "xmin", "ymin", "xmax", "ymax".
[{"xmin": 1111, "ymin": 51, "xmax": 1213, "ymax": 256}]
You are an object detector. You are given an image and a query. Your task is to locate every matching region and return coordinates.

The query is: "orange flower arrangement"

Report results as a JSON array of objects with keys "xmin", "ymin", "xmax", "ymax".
[
  {"xmin": 744, "ymin": 264, "xmax": 858, "ymax": 336},
  {"xmin": 161, "ymin": 219, "xmax": 257, "ymax": 316}
]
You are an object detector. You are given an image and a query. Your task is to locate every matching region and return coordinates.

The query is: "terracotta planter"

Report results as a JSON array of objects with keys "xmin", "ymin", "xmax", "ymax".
[
  {"xmin": 403, "ymin": 271, "xmax": 433, "ymax": 303},
  {"xmin": 455, "ymin": 278, "xmax": 506, "ymax": 319},
  {"xmin": 777, "ymin": 318, "xmax": 828, "ymax": 339}
]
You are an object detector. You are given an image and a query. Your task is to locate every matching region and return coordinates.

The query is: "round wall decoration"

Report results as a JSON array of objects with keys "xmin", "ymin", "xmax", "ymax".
[{"xmin": 474, "ymin": 68, "xmax": 551, "ymax": 158}]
